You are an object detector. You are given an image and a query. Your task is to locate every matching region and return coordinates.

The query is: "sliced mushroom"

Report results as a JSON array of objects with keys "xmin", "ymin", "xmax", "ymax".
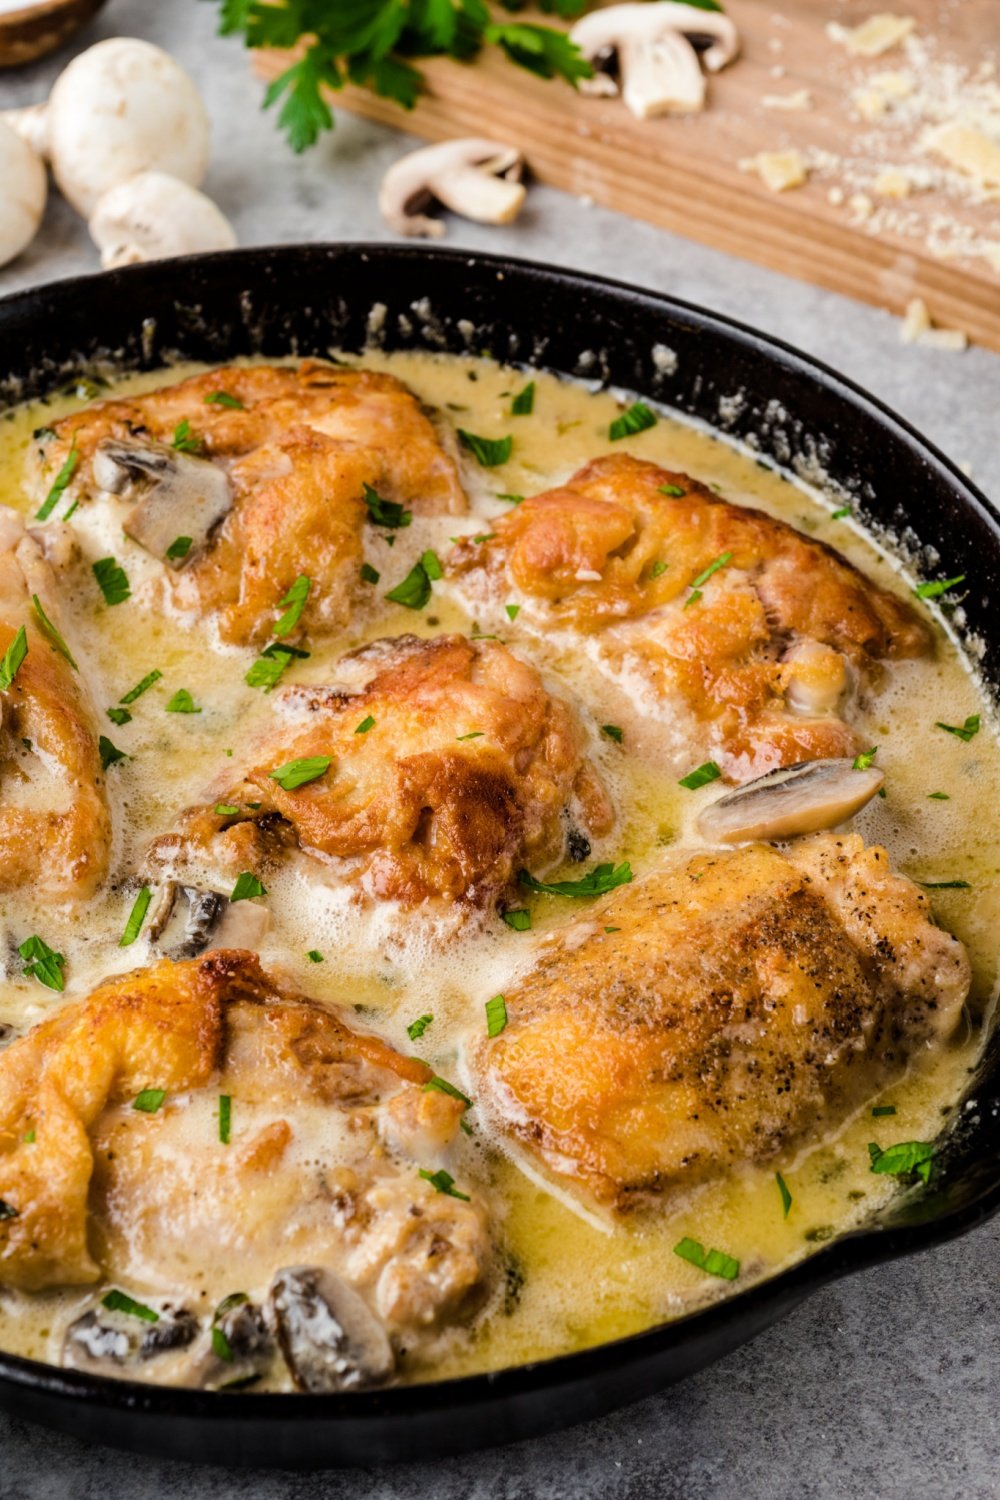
[
  {"xmin": 63, "ymin": 1299, "xmax": 198, "ymax": 1375},
  {"xmin": 200, "ymin": 1293, "xmax": 275, "ymax": 1390},
  {"xmin": 269, "ymin": 1266, "xmax": 394, "ymax": 1394},
  {"xmin": 147, "ymin": 882, "xmax": 270, "ymax": 959},
  {"xmin": 91, "ymin": 438, "xmax": 232, "ymax": 566},
  {"xmin": 570, "ymin": 2, "xmax": 740, "ymax": 118},
  {"xmin": 697, "ymin": 758, "xmax": 884, "ymax": 845},
  {"xmin": 379, "ymin": 139, "xmax": 526, "ymax": 239}
]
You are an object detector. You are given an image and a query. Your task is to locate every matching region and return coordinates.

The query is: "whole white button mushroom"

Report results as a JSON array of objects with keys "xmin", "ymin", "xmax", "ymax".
[
  {"xmin": 89, "ymin": 172, "xmax": 237, "ymax": 269},
  {"xmin": 0, "ymin": 117, "xmax": 47, "ymax": 269},
  {"xmin": 3, "ymin": 37, "xmax": 211, "ymax": 218}
]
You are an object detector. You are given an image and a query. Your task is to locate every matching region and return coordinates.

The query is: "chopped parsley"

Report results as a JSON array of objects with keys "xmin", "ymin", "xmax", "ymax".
[
  {"xmin": 928, "ymin": 791, "xmax": 950, "ymax": 800},
  {"xmin": 31, "ymin": 595, "xmax": 77, "ymax": 670},
  {"xmin": 830, "ymin": 506, "xmax": 852, "ymax": 520},
  {"xmin": 511, "ymin": 381, "xmax": 535, "ymax": 415},
  {"xmin": 868, "ymin": 1139, "xmax": 934, "ymax": 1184},
  {"xmin": 230, "ymin": 872, "xmax": 267, "ymax": 902},
  {"xmin": 92, "ymin": 557, "xmax": 131, "ymax": 606},
  {"xmin": 121, "ymin": 669, "xmax": 162, "ymax": 704},
  {"xmin": 362, "ymin": 483, "xmax": 411, "ymax": 529},
  {"xmin": 218, "ymin": 1095, "xmax": 232, "ymax": 1145},
  {"xmin": 497, "ymin": 493, "xmax": 524, "ymax": 505},
  {"xmin": 166, "ymin": 536, "xmax": 193, "ymax": 561},
  {"xmin": 485, "ymin": 994, "xmax": 508, "ymax": 1037},
  {"xmin": 685, "ymin": 551, "xmax": 732, "ymax": 607},
  {"xmin": 360, "ymin": 563, "xmax": 380, "ymax": 585},
  {"xmin": 419, "ymin": 1168, "xmax": 470, "ymax": 1201},
  {"xmin": 99, "ymin": 735, "xmax": 127, "ymax": 770},
  {"xmin": 458, "ymin": 430, "xmax": 513, "ymax": 467},
  {"xmin": 936, "ymin": 714, "xmax": 980, "ymax": 742},
  {"xmin": 679, "ymin": 760, "xmax": 722, "ymax": 790},
  {"xmin": 214, "ymin": 804, "xmax": 240, "ymax": 816},
  {"xmin": 424, "ymin": 1075, "xmax": 472, "ymax": 1109},
  {"xmin": 166, "ymin": 689, "xmax": 201, "ymax": 714},
  {"xmin": 853, "ymin": 746, "xmax": 878, "ymax": 770},
  {"xmin": 601, "ymin": 724, "xmax": 623, "ymax": 743},
  {"xmin": 355, "ymin": 715, "xmax": 375, "ymax": 734},
  {"xmin": 519, "ymin": 861, "xmax": 633, "ymax": 898},
  {"xmin": 609, "ymin": 402, "xmax": 656, "ymax": 441},
  {"xmin": 914, "ymin": 574, "xmax": 965, "ymax": 600},
  {"xmin": 273, "ymin": 575, "xmax": 311, "ymax": 638},
  {"xmin": 212, "ymin": 1326, "xmax": 234, "ymax": 1362},
  {"xmin": 133, "ymin": 1088, "xmax": 166, "ymax": 1114},
  {"xmin": 776, "ymin": 1172, "xmax": 792, "ymax": 1218},
  {"xmin": 120, "ymin": 887, "xmax": 152, "ymax": 947},
  {"xmin": 659, "ymin": 483, "xmax": 685, "ymax": 498},
  {"xmin": 919, "ymin": 879, "xmax": 971, "ymax": 890},
  {"xmin": 35, "ymin": 442, "xmax": 78, "ymax": 521},
  {"xmin": 872, "ymin": 1105, "xmax": 897, "ymax": 1117},
  {"xmin": 407, "ymin": 1014, "xmax": 433, "ymax": 1041},
  {"xmin": 0, "ymin": 626, "xmax": 28, "ymax": 692},
  {"xmin": 505, "ymin": 604, "xmax": 520, "ymax": 621},
  {"xmin": 269, "ymin": 755, "xmax": 331, "ymax": 790},
  {"xmin": 385, "ymin": 554, "xmax": 441, "ymax": 609},
  {"xmin": 503, "ymin": 908, "xmax": 531, "ymax": 931},
  {"xmin": 171, "ymin": 418, "xmax": 204, "ymax": 453},
  {"xmin": 457, "ymin": 731, "xmax": 483, "ymax": 741},
  {"xmin": 102, "ymin": 1289, "xmax": 159, "ymax": 1323},
  {"xmin": 245, "ymin": 645, "xmax": 297, "ymax": 691},
  {"xmin": 204, "ymin": 391, "xmax": 245, "ymax": 409},
  {"xmin": 18, "ymin": 935, "xmax": 64, "ymax": 991},
  {"xmin": 307, "ymin": 949, "xmax": 324, "ymax": 963},
  {"xmin": 673, "ymin": 1237, "xmax": 740, "ymax": 1281},
  {"xmin": 649, "ymin": 560, "xmax": 668, "ymax": 578},
  {"xmin": 107, "ymin": 707, "xmax": 132, "ymax": 726}
]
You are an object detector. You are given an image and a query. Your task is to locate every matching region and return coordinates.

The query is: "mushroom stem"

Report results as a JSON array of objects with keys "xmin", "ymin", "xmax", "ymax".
[{"xmin": 570, "ymin": 1, "xmax": 740, "ymax": 118}]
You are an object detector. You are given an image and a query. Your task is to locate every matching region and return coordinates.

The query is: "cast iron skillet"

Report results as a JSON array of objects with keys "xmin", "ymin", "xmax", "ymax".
[{"xmin": 0, "ymin": 244, "xmax": 998, "ymax": 1468}]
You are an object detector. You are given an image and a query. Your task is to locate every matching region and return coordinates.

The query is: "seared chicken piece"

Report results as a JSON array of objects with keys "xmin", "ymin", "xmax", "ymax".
[
  {"xmin": 0, "ymin": 951, "xmax": 492, "ymax": 1384},
  {"xmin": 474, "ymin": 834, "xmax": 969, "ymax": 1213},
  {"xmin": 153, "ymin": 633, "xmax": 612, "ymax": 910},
  {"xmin": 449, "ymin": 455, "xmax": 930, "ymax": 780},
  {"xmin": 31, "ymin": 362, "xmax": 466, "ymax": 646},
  {"xmin": 0, "ymin": 508, "xmax": 110, "ymax": 898}
]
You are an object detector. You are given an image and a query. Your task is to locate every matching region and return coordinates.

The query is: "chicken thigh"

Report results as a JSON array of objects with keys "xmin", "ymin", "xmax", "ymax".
[
  {"xmin": 152, "ymin": 633, "xmax": 612, "ymax": 911},
  {"xmin": 449, "ymin": 455, "xmax": 930, "ymax": 780},
  {"xmin": 0, "ymin": 508, "xmax": 110, "ymax": 898},
  {"xmin": 0, "ymin": 951, "xmax": 492, "ymax": 1388},
  {"xmin": 31, "ymin": 362, "xmax": 466, "ymax": 646},
  {"xmin": 473, "ymin": 834, "xmax": 970, "ymax": 1213}
]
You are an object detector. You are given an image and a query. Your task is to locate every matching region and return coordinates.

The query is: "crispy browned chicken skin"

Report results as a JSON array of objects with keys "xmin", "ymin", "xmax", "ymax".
[
  {"xmin": 449, "ymin": 455, "xmax": 930, "ymax": 780},
  {"xmin": 32, "ymin": 362, "xmax": 466, "ymax": 646},
  {"xmin": 0, "ymin": 509, "xmax": 110, "ymax": 898},
  {"xmin": 0, "ymin": 950, "xmax": 492, "ymax": 1345},
  {"xmin": 473, "ymin": 835, "xmax": 970, "ymax": 1213},
  {"xmin": 154, "ymin": 633, "xmax": 613, "ymax": 909}
]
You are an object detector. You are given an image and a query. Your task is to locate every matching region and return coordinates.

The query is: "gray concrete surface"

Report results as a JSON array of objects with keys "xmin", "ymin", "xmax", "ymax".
[{"xmin": 1, "ymin": 3, "xmax": 999, "ymax": 1495}]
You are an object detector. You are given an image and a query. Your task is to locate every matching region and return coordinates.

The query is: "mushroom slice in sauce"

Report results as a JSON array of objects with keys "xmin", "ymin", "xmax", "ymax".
[
  {"xmin": 146, "ymin": 881, "xmax": 270, "ymax": 959},
  {"xmin": 697, "ymin": 758, "xmax": 884, "ymax": 844},
  {"xmin": 269, "ymin": 1267, "xmax": 395, "ymax": 1394},
  {"xmin": 91, "ymin": 438, "xmax": 232, "ymax": 566},
  {"xmin": 201, "ymin": 1294, "xmax": 275, "ymax": 1390},
  {"xmin": 63, "ymin": 1299, "xmax": 198, "ymax": 1375}
]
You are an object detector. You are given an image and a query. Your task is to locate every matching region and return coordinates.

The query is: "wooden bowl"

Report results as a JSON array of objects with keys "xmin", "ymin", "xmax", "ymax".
[{"xmin": 0, "ymin": 0, "xmax": 107, "ymax": 68}]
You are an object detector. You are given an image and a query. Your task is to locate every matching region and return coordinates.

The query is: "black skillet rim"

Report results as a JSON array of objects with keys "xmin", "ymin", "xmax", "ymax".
[{"xmin": 0, "ymin": 242, "xmax": 997, "ymax": 1454}]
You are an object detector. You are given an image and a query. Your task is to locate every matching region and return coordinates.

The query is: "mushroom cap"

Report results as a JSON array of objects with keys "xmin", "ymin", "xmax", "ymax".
[
  {"xmin": 47, "ymin": 38, "xmax": 211, "ymax": 216},
  {"xmin": 379, "ymin": 138, "xmax": 526, "ymax": 239},
  {"xmin": 696, "ymin": 758, "xmax": 885, "ymax": 845},
  {"xmin": 88, "ymin": 171, "xmax": 236, "ymax": 268},
  {"xmin": 0, "ymin": 117, "xmax": 47, "ymax": 269},
  {"xmin": 571, "ymin": 2, "xmax": 740, "ymax": 73}
]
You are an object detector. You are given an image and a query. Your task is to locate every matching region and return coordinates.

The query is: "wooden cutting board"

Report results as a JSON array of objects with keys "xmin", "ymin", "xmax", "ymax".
[{"xmin": 254, "ymin": 1, "xmax": 1000, "ymax": 351}]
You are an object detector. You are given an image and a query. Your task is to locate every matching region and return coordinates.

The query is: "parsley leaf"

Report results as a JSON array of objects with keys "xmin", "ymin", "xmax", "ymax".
[
  {"xmin": 361, "ymin": 562, "xmax": 380, "ymax": 584},
  {"xmin": 853, "ymin": 746, "xmax": 878, "ymax": 770},
  {"xmin": 776, "ymin": 1172, "xmax": 792, "ymax": 1218},
  {"xmin": 685, "ymin": 551, "xmax": 732, "ymax": 606},
  {"xmin": 166, "ymin": 689, "xmax": 201, "ymax": 714},
  {"xmin": 419, "ymin": 1167, "xmax": 470, "ymax": 1201},
  {"xmin": 407, "ymin": 1014, "xmax": 433, "ymax": 1041},
  {"xmin": 659, "ymin": 483, "xmax": 685, "ymax": 498},
  {"xmin": 204, "ymin": 391, "xmax": 245, "ymax": 410},
  {"xmin": 355, "ymin": 714, "xmax": 376, "ymax": 734},
  {"xmin": 171, "ymin": 418, "xmax": 204, "ymax": 453},
  {"xmin": 609, "ymin": 402, "xmax": 656, "ymax": 441},
  {"xmin": 269, "ymin": 755, "xmax": 331, "ymax": 790},
  {"xmin": 18, "ymin": 934, "xmax": 65, "ymax": 992},
  {"xmin": 120, "ymin": 887, "xmax": 152, "ymax": 947},
  {"xmin": 0, "ymin": 626, "xmax": 28, "ymax": 692},
  {"xmin": 231, "ymin": 872, "xmax": 267, "ymax": 901},
  {"xmin": 121, "ymin": 669, "xmax": 162, "ymax": 704},
  {"xmin": 679, "ymin": 760, "xmax": 722, "ymax": 790},
  {"xmin": 107, "ymin": 706, "xmax": 132, "ymax": 726},
  {"xmin": 673, "ymin": 1236, "xmax": 740, "ymax": 1280},
  {"xmin": 914, "ymin": 574, "xmax": 965, "ymax": 600},
  {"xmin": 868, "ymin": 1139, "xmax": 934, "ymax": 1184},
  {"xmin": 133, "ymin": 1088, "xmax": 166, "ymax": 1114},
  {"xmin": 363, "ymin": 483, "xmax": 412, "ymax": 529},
  {"xmin": 166, "ymin": 536, "xmax": 193, "ymax": 561},
  {"xmin": 458, "ymin": 429, "xmax": 513, "ymax": 467},
  {"xmin": 519, "ymin": 861, "xmax": 633, "ymax": 898},
  {"xmin": 99, "ymin": 735, "xmax": 127, "ymax": 770},
  {"xmin": 935, "ymin": 714, "xmax": 980, "ymax": 742},
  {"xmin": 502, "ymin": 908, "xmax": 531, "ymax": 931},
  {"xmin": 486, "ymin": 994, "xmax": 508, "ymax": 1037},
  {"xmin": 219, "ymin": 1094, "xmax": 232, "ymax": 1144},
  {"xmin": 31, "ymin": 595, "xmax": 77, "ymax": 670},
  {"xmin": 386, "ymin": 556, "xmax": 436, "ymax": 609},
  {"xmin": 36, "ymin": 441, "xmax": 78, "ymax": 521},
  {"xmin": 246, "ymin": 645, "xmax": 298, "ymax": 692},
  {"xmin": 601, "ymin": 724, "xmax": 623, "ymax": 743},
  {"xmin": 511, "ymin": 381, "xmax": 535, "ymax": 415},
  {"xmin": 92, "ymin": 557, "xmax": 131, "ymax": 606},
  {"xmin": 102, "ymin": 1289, "xmax": 159, "ymax": 1323},
  {"xmin": 273, "ymin": 575, "xmax": 311, "ymax": 638}
]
